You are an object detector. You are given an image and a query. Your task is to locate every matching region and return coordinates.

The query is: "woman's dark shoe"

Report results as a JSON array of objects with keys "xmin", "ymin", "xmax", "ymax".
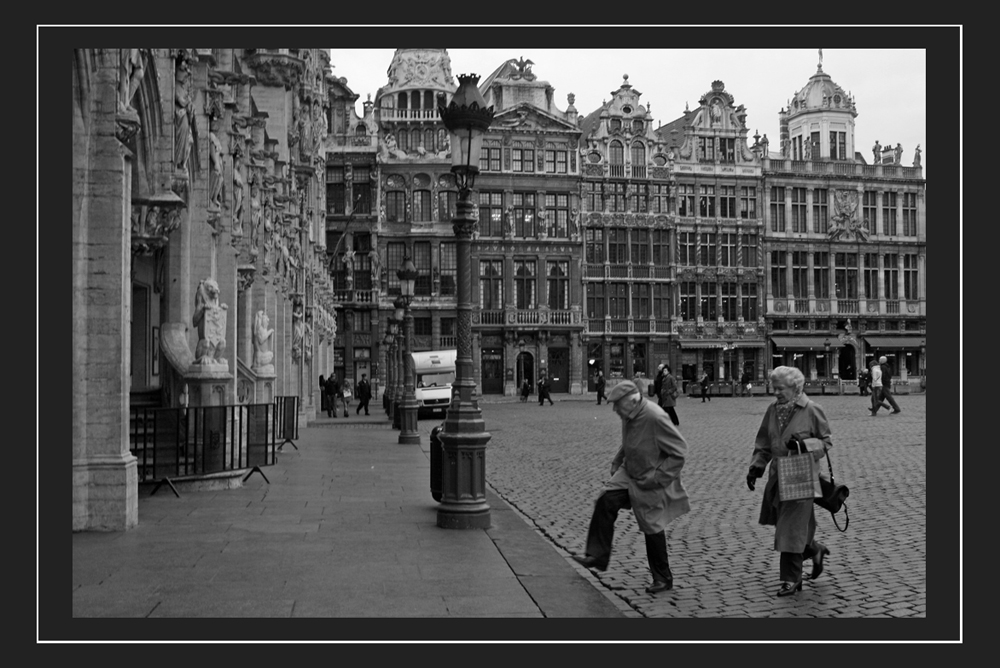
[
  {"xmin": 572, "ymin": 555, "xmax": 608, "ymax": 572},
  {"xmin": 776, "ymin": 580, "xmax": 803, "ymax": 597},
  {"xmin": 809, "ymin": 546, "xmax": 831, "ymax": 580}
]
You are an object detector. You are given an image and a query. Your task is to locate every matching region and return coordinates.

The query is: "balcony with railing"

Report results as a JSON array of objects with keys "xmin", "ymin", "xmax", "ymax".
[
  {"xmin": 837, "ymin": 299, "xmax": 859, "ymax": 314},
  {"xmin": 794, "ymin": 299, "xmax": 810, "ymax": 314},
  {"xmin": 378, "ymin": 108, "xmax": 441, "ymax": 122},
  {"xmin": 609, "ymin": 164, "xmax": 625, "ymax": 178},
  {"xmin": 631, "ymin": 165, "xmax": 646, "ymax": 179},
  {"xmin": 439, "ymin": 335, "xmax": 457, "ymax": 348},
  {"xmin": 333, "ymin": 289, "xmax": 377, "ymax": 304},
  {"xmin": 886, "ymin": 300, "xmax": 900, "ymax": 314},
  {"xmin": 765, "ymin": 158, "xmax": 923, "ymax": 180}
]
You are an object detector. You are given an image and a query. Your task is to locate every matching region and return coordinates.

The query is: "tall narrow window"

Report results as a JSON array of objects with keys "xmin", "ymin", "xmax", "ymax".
[
  {"xmin": 699, "ymin": 185, "xmax": 715, "ymax": 217},
  {"xmin": 700, "ymin": 282, "xmax": 717, "ymax": 320},
  {"xmin": 439, "ymin": 242, "xmax": 456, "ymax": 297},
  {"xmin": 608, "ymin": 283, "xmax": 629, "ymax": 319},
  {"xmin": 720, "ymin": 282, "xmax": 738, "ymax": 320},
  {"xmin": 741, "ymin": 283, "xmax": 758, "ymax": 320},
  {"xmin": 586, "ymin": 228, "xmax": 605, "ymax": 264},
  {"xmin": 699, "ymin": 137, "xmax": 715, "ymax": 162},
  {"xmin": 902, "ymin": 192, "xmax": 917, "ymax": 236},
  {"xmin": 770, "ymin": 187, "xmax": 786, "ymax": 232},
  {"xmin": 719, "ymin": 138, "xmax": 735, "ymax": 163},
  {"xmin": 813, "ymin": 251, "xmax": 830, "ymax": 299},
  {"xmin": 741, "ymin": 233, "xmax": 758, "ymax": 268},
  {"xmin": 792, "ymin": 251, "xmax": 808, "ymax": 298},
  {"xmin": 608, "ymin": 228, "xmax": 628, "ymax": 264},
  {"xmin": 700, "ymin": 233, "xmax": 717, "ymax": 266},
  {"xmin": 480, "ymin": 140, "xmax": 501, "ymax": 172},
  {"xmin": 413, "ymin": 241, "xmax": 431, "ymax": 296},
  {"xmin": 386, "ymin": 242, "xmax": 405, "ymax": 295},
  {"xmin": 609, "ymin": 141, "xmax": 624, "ymax": 178},
  {"xmin": 514, "ymin": 259, "xmax": 536, "ymax": 309},
  {"xmin": 607, "ymin": 182, "xmax": 626, "ymax": 212},
  {"xmin": 863, "ymin": 191, "xmax": 877, "ymax": 234},
  {"xmin": 652, "ymin": 230, "xmax": 669, "ymax": 266},
  {"xmin": 678, "ymin": 232, "xmax": 695, "ymax": 266},
  {"xmin": 740, "ymin": 186, "xmax": 757, "ymax": 219},
  {"xmin": 412, "ymin": 190, "xmax": 432, "ymax": 223},
  {"xmin": 835, "ymin": 252, "xmax": 859, "ymax": 299},
  {"xmin": 791, "ymin": 187, "xmax": 807, "ymax": 233},
  {"xmin": 586, "ymin": 283, "xmax": 605, "ymax": 319},
  {"xmin": 631, "ymin": 142, "xmax": 646, "ymax": 171},
  {"xmin": 479, "ymin": 260, "xmax": 503, "ymax": 309},
  {"xmin": 680, "ymin": 282, "xmax": 696, "ymax": 320},
  {"xmin": 513, "ymin": 192, "xmax": 536, "ymax": 238},
  {"xmin": 812, "ymin": 188, "xmax": 828, "ymax": 234},
  {"xmin": 771, "ymin": 250, "xmax": 787, "ymax": 298},
  {"xmin": 651, "ymin": 183, "xmax": 668, "ymax": 214},
  {"xmin": 326, "ymin": 166, "xmax": 345, "ymax": 214},
  {"xmin": 632, "ymin": 283, "xmax": 650, "ymax": 319},
  {"xmin": 545, "ymin": 193, "xmax": 569, "ymax": 238},
  {"xmin": 863, "ymin": 252, "xmax": 879, "ymax": 300},
  {"xmin": 478, "ymin": 191, "xmax": 504, "ymax": 237},
  {"xmin": 630, "ymin": 229, "xmax": 649, "ymax": 265},
  {"xmin": 629, "ymin": 183, "xmax": 648, "ymax": 213},
  {"xmin": 653, "ymin": 283, "xmax": 670, "ymax": 319},
  {"xmin": 353, "ymin": 234, "xmax": 372, "ymax": 291},
  {"xmin": 547, "ymin": 261, "xmax": 569, "ymax": 310},
  {"xmin": 720, "ymin": 233, "xmax": 736, "ymax": 267},
  {"xmin": 585, "ymin": 182, "xmax": 602, "ymax": 211},
  {"xmin": 720, "ymin": 185, "xmax": 737, "ymax": 218},
  {"xmin": 883, "ymin": 253, "xmax": 899, "ymax": 300},
  {"xmin": 438, "ymin": 190, "xmax": 457, "ymax": 222},
  {"xmin": 678, "ymin": 184, "xmax": 695, "ymax": 217},
  {"xmin": 385, "ymin": 190, "xmax": 406, "ymax": 223},
  {"xmin": 882, "ymin": 192, "xmax": 898, "ymax": 236},
  {"xmin": 903, "ymin": 253, "xmax": 919, "ymax": 300}
]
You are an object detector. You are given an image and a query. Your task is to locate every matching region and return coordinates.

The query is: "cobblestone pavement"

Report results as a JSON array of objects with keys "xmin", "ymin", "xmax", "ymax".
[{"xmin": 479, "ymin": 392, "xmax": 926, "ymax": 618}]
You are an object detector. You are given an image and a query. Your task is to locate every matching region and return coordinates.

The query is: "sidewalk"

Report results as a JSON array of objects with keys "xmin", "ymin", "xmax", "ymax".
[{"xmin": 71, "ymin": 403, "xmax": 630, "ymax": 627}]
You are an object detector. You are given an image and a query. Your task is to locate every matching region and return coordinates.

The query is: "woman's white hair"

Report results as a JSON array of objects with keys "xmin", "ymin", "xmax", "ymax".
[{"xmin": 770, "ymin": 365, "xmax": 805, "ymax": 393}]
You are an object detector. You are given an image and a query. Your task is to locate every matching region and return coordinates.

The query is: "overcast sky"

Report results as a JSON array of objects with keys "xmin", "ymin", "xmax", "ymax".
[{"xmin": 328, "ymin": 47, "xmax": 927, "ymax": 175}]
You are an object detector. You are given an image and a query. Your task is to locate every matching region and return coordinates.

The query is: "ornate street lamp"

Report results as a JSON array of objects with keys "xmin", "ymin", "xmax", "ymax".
[
  {"xmin": 383, "ymin": 329, "xmax": 395, "ymax": 414},
  {"xmin": 824, "ymin": 338, "xmax": 832, "ymax": 381},
  {"xmin": 397, "ymin": 256, "xmax": 420, "ymax": 444},
  {"xmin": 437, "ymin": 73, "xmax": 495, "ymax": 529},
  {"xmin": 392, "ymin": 296, "xmax": 406, "ymax": 429}
]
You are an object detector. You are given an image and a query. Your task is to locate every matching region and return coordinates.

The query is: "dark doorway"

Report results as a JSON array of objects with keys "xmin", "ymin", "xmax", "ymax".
[
  {"xmin": 481, "ymin": 348, "xmax": 504, "ymax": 394},
  {"xmin": 838, "ymin": 344, "xmax": 857, "ymax": 380},
  {"xmin": 130, "ymin": 283, "xmax": 149, "ymax": 389},
  {"xmin": 548, "ymin": 348, "xmax": 569, "ymax": 393},
  {"xmin": 516, "ymin": 352, "xmax": 535, "ymax": 394}
]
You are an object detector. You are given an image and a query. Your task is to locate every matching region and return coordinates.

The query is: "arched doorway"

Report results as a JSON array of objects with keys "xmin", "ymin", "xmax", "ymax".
[
  {"xmin": 838, "ymin": 343, "xmax": 858, "ymax": 380},
  {"xmin": 516, "ymin": 352, "xmax": 535, "ymax": 395}
]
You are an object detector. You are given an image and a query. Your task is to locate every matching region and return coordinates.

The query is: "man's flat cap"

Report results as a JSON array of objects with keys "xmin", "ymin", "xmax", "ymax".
[{"xmin": 607, "ymin": 380, "xmax": 640, "ymax": 404}]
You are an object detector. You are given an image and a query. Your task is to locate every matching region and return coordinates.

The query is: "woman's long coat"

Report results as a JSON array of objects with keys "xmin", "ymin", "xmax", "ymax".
[
  {"xmin": 657, "ymin": 373, "xmax": 678, "ymax": 408},
  {"xmin": 749, "ymin": 394, "xmax": 832, "ymax": 553},
  {"xmin": 606, "ymin": 397, "xmax": 690, "ymax": 534}
]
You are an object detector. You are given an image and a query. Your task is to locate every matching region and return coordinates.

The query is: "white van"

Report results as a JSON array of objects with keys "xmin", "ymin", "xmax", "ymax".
[{"xmin": 411, "ymin": 349, "xmax": 456, "ymax": 418}]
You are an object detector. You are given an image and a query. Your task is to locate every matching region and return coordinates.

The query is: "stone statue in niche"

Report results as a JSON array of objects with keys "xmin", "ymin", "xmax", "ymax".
[
  {"xmin": 232, "ymin": 145, "xmax": 245, "ymax": 237},
  {"xmin": 192, "ymin": 278, "xmax": 228, "ymax": 366},
  {"xmin": 118, "ymin": 48, "xmax": 145, "ymax": 113},
  {"xmin": 209, "ymin": 130, "xmax": 224, "ymax": 210},
  {"xmin": 174, "ymin": 54, "xmax": 195, "ymax": 172},
  {"xmin": 252, "ymin": 309, "xmax": 274, "ymax": 370},
  {"xmin": 369, "ymin": 248, "xmax": 383, "ymax": 287},
  {"xmin": 291, "ymin": 301, "xmax": 305, "ymax": 361}
]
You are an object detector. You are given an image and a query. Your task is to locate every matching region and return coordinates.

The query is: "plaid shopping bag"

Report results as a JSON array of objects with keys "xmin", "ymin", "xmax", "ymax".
[{"xmin": 776, "ymin": 448, "xmax": 822, "ymax": 502}]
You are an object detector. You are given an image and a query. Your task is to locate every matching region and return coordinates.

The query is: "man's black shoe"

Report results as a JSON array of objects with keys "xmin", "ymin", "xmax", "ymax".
[
  {"xmin": 891, "ymin": 409, "xmax": 901, "ymax": 414},
  {"xmin": 645, "ymin": 579, "xmax": 673, "ymax": 594},
  {"xmin": 572, "ymin": 555, "xmax": 608, "ymax": 571}
]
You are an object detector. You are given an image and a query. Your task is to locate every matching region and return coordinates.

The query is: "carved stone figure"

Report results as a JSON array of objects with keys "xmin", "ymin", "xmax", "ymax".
[
  {"xmin": 803, "ymin": 138, "xmax": 812, "ymax": 160},
  {"xmin": 894, "ymin": 143, "xmax": 903, "ymax": 164},
  {"xmin": 118, "ymin": 48, "xmax": 145, "ymax": 113},
  {"xmin": 369, "ymin": 248, "xmax": 383, "ymax": 287},
  {"xmin": 232, "ymin": 146, "xmax": 245, "ymax": 237},
  {"xmin": 248, "ymin": 180, "xmax": 261, "ymax": 243},
  {"xmin": 504, "ymin": 205, "xmax": 515, "ymax": 238},
  {"xmin": 710, "ymin": 100, "xmax": 723, "ymax": 125},
  {"xmin": 570, "ymin": 208, "xmax": 582, "ymax": 239},
  {"xmin": 192, "ymin": 278, "xmax": 228, "ymax": 366},
  {"xmin": 291, "ymin": 301, "xmax": 305, "ymax": 361},
  {"xmin": 913, "ymin": 144, "xmax": 921, "ymax": 167},
  {"xmin": 174, "ymin": 55, "xmax": 195, "ymax": 172},
  {"xmin": 873, "ymin": 140, "xmax": 882, "ymax": 164},
  {"xmin": 209, "ymin": 131, "xmax": 224, "ymax": 209},
  {"xmin": 303, "ymin": 317, "xmax": 314, "ymax": 364},
  {"xmin": 252, "ymin": 309, "xmax": 274, "ymax": 370}
]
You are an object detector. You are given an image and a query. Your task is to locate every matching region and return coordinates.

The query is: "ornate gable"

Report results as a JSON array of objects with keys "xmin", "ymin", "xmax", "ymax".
[{"xmin": 493, "ymin": 103, "xmax": 578, "ymax": 133}]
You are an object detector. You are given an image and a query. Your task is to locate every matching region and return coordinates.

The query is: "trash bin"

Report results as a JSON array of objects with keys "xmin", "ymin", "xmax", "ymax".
[{"xmin": 430, "ymin": 423, "xmax": 444, "ymax": 502}]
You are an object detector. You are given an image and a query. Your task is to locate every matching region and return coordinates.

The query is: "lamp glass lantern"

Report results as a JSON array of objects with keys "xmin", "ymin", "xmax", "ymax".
[
  {"xmin": 393, "ymin": 295, "xmax": 406, "ymax": 323},
  {"xmin": 438, "ymin": 73, "xmax": 494, "ymax": 194},
  {"xmin": 397, "ymin": 256, "xmax": 418, "ymax": 300}
]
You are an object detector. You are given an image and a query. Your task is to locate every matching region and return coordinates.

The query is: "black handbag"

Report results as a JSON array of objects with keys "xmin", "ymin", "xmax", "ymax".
[{"xmin": 815, "ymin": 450, "xmax": 849, "ymax": 531}]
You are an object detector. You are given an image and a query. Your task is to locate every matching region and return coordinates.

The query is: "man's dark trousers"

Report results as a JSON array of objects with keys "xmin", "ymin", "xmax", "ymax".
[
  {"xmin": 584, "ymin": 488, "xmax": 672, "ymax": 584},
  {"xmin": 881, "ymin": 384, "xmax": 901, "ymax": 412},
  {"xmin": 356, "ymin": 397, "xmax": 370, "ymax": 415}
]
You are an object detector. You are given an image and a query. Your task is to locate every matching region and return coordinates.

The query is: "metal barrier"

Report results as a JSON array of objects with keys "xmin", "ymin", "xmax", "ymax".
[
  {"xmin": 129, "ymin": 403, "xmax": 277, "ymax": 496},
  {"xmin": 275, "ymin": 395, "xmax": 299, "ymax": 451}
]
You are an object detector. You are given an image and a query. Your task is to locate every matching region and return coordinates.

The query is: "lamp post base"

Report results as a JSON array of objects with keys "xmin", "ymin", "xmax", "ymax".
[
  {"xmin": 437, "ymin": 503, "xmax": 491, "ymax": 529},
  {"xmin": 436, "ymin": 421, "xmax": 491, "ymax": 529},
  {"xmin": 398, "ymin": 402, "xmax": 421, "ymax": 444}
]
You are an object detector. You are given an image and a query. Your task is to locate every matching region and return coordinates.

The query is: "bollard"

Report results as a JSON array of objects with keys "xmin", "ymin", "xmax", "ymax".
[{"xmin": 430, "ymin": 422, "xmax": 444, "ymax": 502}]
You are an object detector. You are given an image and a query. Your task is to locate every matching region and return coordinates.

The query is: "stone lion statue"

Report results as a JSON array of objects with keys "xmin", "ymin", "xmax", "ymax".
[{"xmin": 192, "ymin": 278, "xmax": 228, "ymax": 366}]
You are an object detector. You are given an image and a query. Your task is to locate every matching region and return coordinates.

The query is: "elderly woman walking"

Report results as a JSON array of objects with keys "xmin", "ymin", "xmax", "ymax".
[{"xmin": 746, "ymin": 366, "xmax": 833, "ymax": 596}]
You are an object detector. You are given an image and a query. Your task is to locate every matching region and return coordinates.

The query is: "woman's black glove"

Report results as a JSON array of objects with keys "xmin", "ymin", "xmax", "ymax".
[
  {"xmin": 746, "ymin": 466, "xmax": 763, "ymax": 491},
  {"xmin": 786, "ymin": 436, "xmax": 805, "ymax": 453}
]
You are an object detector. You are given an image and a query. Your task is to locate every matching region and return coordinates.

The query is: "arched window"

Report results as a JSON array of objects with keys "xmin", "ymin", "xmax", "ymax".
[
  {"xmin": 424, "ymin": 90, "xmax": 435, "ymax": 110},
  {"xmin": 609, "ymin": 141, "xmax": 624, "ymax": 164},
  {"xmin": 356, "ymin": 124, "xmax": 367, "ymax": 136},
  {"xmin": 397, "ymin": 92, "xmax": 408, "ymax": 109},
  {"xmin": 411, "ymin": 91, "xmax": 421, "ymax": 110},
  {"xmin": 397, "ymin": 129, "xmax": 409, "ymax": 152},
  {"xmin": 631, "ymin": 142, "xmax": 645, "ymax": 166},
  {"xmin": 425, "ymin": 129, "xmax": 435, "ymax": 152}
]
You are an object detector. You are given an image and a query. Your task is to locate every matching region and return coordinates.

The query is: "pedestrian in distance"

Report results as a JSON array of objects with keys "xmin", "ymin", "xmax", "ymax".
[
  {"xmin": 319, "ymin": 374, "xmax": 328, "ymax": 414},
  {"xmin": 857, "ymin": 367, "xmax": 870, "ymax": 396},
  {"xmin": 740, "ymin": 370, "xmax": 753, "ymax": 397},
  {"xmin": 323, "ymin": 373, "xmax": 340, "ymax": 418},
  {"xmin": 537, "ymin": 372, "xmax": 554, "ymax": 406},
  {"xmin": 573, "ymin": 380, "xmax": 690, "ymax": 594},
  {"xmin": 652, "ymin": 363, "xmax": 666, "ymax": 400},
  {"xmin": 868, "ymin": 359, "xmax": 892, "ymax": 416},
  {"xmin": 656, "ymin": 364, "xmax": 681, "ymax": 427},
  {"xmin": 878, "ymin": 356, "xmax": 902, "ymax": 414},
  {"xmin": 595, "ymin": 370, "xmax": 606, "ymax": 405},
  {"xmin": 520, "ymin": 377, "xmax": 531, "ymax": 403},
  {"xmin": 355, "ymin": 373, "xmax": 372, "ymax": 416},
  {"xmin": 746, "ymin": 366, "xmax": 833, "ymax": 597},
  {"xmin": 699, "ymin": 370, "xmax": 712, "ymax": 402}
]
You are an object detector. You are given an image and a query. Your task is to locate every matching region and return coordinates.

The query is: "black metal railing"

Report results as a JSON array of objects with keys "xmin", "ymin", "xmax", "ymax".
[{"xmin": 129, "ymin": 403, "xmax": 278, "ymax": 495}]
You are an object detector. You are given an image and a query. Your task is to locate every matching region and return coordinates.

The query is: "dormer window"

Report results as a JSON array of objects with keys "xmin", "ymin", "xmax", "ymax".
[
  {"xmin": 609, "ymin": 118, "xmax": 622, "ymax": 132},
  {"xmin": 632, "ymin": 119, "xmax": 644, "ymax": 133}
]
